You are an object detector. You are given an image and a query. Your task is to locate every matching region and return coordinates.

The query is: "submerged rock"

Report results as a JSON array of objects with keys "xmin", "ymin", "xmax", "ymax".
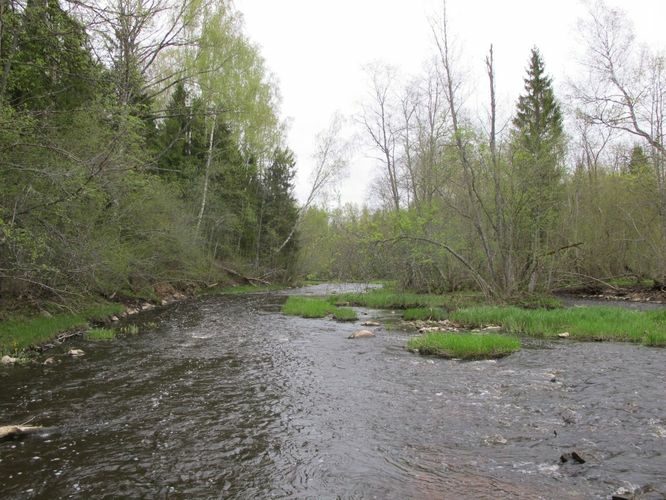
[
  {"xmin": 43, "ymin": 357, "xmax": 56, "ymax": 365},
  {"xmin": 348, "ymin": 329, "xmax": 375, "ymax": 339},
  {"xmin": 361, "ymin": 321, "xmax": 381, "ymax": 327}
]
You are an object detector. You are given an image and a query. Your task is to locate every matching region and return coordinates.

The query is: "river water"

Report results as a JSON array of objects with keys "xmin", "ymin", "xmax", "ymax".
[{"xmin": 1, "ymin": 286, "xmax": 665, "ymax": 499}]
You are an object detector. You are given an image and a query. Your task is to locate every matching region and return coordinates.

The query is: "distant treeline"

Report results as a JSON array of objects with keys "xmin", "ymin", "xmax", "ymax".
[{"xmin": 297, "ymin": 2, "xmax": 665, "ymax": 298}]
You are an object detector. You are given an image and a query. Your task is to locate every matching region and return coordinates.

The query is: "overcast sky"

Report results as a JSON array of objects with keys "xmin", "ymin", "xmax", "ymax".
[{"xmin": 233, "ymin": 0, "xmax": 666, "ymax": 206}]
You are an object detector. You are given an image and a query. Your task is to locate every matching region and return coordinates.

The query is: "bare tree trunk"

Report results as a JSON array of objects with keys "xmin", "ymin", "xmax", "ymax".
[{"xmin": 196, "ymin": 111, "xmax": 217, "ymax": 234}]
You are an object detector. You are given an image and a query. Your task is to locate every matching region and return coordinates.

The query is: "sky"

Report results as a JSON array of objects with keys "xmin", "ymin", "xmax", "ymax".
[{"xmin": 233, "ymin": 0, "xmax": 666, "ymax": 206}]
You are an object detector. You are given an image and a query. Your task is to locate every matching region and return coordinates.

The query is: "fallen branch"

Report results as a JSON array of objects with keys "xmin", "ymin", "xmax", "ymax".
[
  {"xmin": 0, "ymin": 425, "xmax": 44, "ymax": 441},
  {"xmin": 216, "ymin": 265, "xmax": 271, "ymax": 286}
]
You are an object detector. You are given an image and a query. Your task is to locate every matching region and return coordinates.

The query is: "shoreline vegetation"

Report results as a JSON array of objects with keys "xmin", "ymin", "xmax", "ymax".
[
  {"xmin": 280, "ymin": 285, "xmax": 666, "ymax": 359},
  {"xmin": 0, "ymin": 282, "xmax": 282, "ymax": 356}
]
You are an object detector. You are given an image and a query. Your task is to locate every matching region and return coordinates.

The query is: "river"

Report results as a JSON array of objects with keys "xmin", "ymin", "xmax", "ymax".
[{"xmin": 1, "ymin": 285, "xmax": 665, "ymax": 498}]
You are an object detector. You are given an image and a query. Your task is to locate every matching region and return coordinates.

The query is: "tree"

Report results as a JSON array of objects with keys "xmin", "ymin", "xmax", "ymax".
[
  {"xmin": 572, "ymin": 0, "xmax": 666, "ymax": 281},
  {"xmin": 360, "ymin": 63, "xmax": 402, "ymax": 212},
  {"xmin": 511, "ymin": 47, "xmax": 565, "ymax": 291}
]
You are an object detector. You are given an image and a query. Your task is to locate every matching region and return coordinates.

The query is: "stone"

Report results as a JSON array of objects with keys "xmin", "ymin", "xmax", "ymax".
[
  {"xmin": 68, "ymin": 349, "xmax": 85, "ymax": 357},
  {"xmin": 43, "ymin": 357, "xmax": 56, "ymax": 365},
  {"xmin": 560, "ymin": 451, "xmax": 586, "ymax": 464},
  {"xmin": 558, "ymin": 332, "xmax": 570, "ymax": 338},
  {"xmin": 140, "ymin": 303, "xmax": 154, "ymax": 311},
  {"xmin": 348, "ymin": 329, "xmax": 375, "ymax": 339},
  {"xmin": 1, "ymin": 355, "xmax": 18, "ymax": 365},
  {"xmin": 361, "ymin": 321, "xmax": 381, "ymax": 327},
  {"xmin": 110, "ymin": 316, "xmax": 119, "ymax": 322}
]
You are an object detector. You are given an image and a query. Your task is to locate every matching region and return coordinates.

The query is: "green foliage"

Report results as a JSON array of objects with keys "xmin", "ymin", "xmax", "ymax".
[
  {"xmin": 332, "ymin": 307, "xmax": 358, "ymax": 322},
  {"xmin": 450, "ymin": 306, "xmax": 666, "ymax": 345},
  {"xmin": 0, "ymin": 1, "xmax": 297, "ymax": 310},
  {"xmin": 86, "ymin": 328, "xmax": 116, "ymax": 341},
  {"xmin": 282, "ymin": 296, "xmax": 336, "ymax": 318},
  {"xmin": 281, "ymin": 296, "xmax": 357, "ymax": 321},
  {"xmin": 0, "ymin": 303, "xmax": 123, "ymax": 354},
  {"xmin": 407, "ymin": 333, "xmax": 521, "ymax": 360},
  {"xmin": 403, "ymin": 308, "xmax": 448, "ymax": 321},
  {"xmin": 330, "ymin": 288, "xmax": 481, "ymax": 310}
]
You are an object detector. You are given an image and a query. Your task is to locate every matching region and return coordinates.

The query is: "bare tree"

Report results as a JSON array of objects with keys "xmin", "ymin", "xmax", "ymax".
[
  {"xmin": 360, "ymin": 63, "xmax": 402, "ymax": 212},
  {"xmin": 572, "ymin": 0, "xmax": 666, "ymax": 280},
  {"xmin": 275, "ymin": 113, "xmax": 351, "ymax": 253}
]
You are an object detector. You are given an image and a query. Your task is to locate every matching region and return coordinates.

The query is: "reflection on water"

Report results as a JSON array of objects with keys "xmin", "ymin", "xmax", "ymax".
[{"xmin": 1, "ymin": 288, "xmax": 665, "ymax": 499}]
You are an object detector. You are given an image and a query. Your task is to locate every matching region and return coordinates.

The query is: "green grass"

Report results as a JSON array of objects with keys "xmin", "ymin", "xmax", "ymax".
[
  {"xmin": 283, "ymin": 297, "xmax": 336, "ymax": 318},
  {"xmin": 450, "ymin": 306, "xmax": 666, "ymax": 345},
  {"xmin": 0, "ymin": 302, "xmax": 124, "ymax": 354},
  {"xmin": 329, "ymin": 289, "xmax": 481, "ymax": 311},
  {"xmin": 332, "ymin": 307, "xmax": 358, "ymax": 321},
  {"xmin": 282, "ymin": 296, "xmax": 358, "ymax": 321},
  {"xmin": 86, "ymin": 328, "xmax": 117, "ymax": 341},
  {"xmin": 403, "ymin": 307, "xmax": 448, "ymax": 321},
  {"xmin": 408, "ymin": 333, "xmax": 521, "ymax": 360}
]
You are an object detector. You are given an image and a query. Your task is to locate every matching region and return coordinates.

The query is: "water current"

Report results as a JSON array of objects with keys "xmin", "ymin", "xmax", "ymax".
[{"xmin": 1, "ymin": 284, "xmax": 665, "ymax": 498}]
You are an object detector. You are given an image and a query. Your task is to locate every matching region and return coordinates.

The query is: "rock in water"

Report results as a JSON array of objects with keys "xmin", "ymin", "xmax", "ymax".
[
  {"xmin": 361, "ymin": 321, "xmax": 381, "ymax": 327},
  {"xmin": 560, "ymin": 451, "xmax": 586, "ymax": 464},
  {"xmin": 348, "ymin": 329, "xmax": 375, "ymax": 339},
  {"xmin": 68, "ymin": 349, "xmax": 85, "ymax": 357},
  {"xmin": 1, "ymin": 355, "xmax": 18, "ymax": 365}
]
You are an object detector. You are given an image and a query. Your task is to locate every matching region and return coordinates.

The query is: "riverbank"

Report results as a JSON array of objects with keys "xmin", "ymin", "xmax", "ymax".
[
  {"xmin": 0, "ymin": 280, "xmax": 284, "ymax": 357},
  {"xmin": 2, "ymin": 288, "xmax": 663, "ymax": 498}
]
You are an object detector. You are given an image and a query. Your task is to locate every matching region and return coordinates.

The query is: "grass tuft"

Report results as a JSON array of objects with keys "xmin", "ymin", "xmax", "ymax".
[
  {"xmin": 407, "ymin": 332, "xmax": 521, "ymax": 360},
  {"xmin": 86, "ymin": 328, "xmax": 117, "ymax": 341},
  {"xmin": 450, "ymin": 306, "xmax": 666, "ymax": 345},
  {"xmin": 282, "ymin": 296, "xmax": 358, "ymax": 321},
  {"xmin": 282, "ymin": 297, "xmax": 336, "ymax": 318},
  {"xmin": 332, "ymin": 307, "xmax": 358, "ymax": 321},
  {"xmin": 403, "ymin": 307, "xmax": 448, "ymax": 321}
]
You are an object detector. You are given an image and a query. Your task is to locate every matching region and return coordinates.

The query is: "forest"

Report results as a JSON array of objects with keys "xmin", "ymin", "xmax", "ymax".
[
  {"xmin": 298, "ymin": 3, "xmax": 666, "ymax": 299},
  {"xmin": 0, "ymin": 0, "xmax": 664, "ymax": 314},
  {"xmin": 0, "ymin": 0, "xmax": 299, "ymax": 310}
]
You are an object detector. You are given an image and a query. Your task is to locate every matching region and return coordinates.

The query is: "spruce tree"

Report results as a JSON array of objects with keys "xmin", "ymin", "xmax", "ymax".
[{"xmin": 511, "ymin": 47, "xmax": 565, "ymax": 290}]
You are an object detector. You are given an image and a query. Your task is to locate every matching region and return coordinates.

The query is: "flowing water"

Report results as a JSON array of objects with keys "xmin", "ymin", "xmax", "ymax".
[{"xmin": 1, "ymin": 286, "xmax": 665, "ymax": 499}]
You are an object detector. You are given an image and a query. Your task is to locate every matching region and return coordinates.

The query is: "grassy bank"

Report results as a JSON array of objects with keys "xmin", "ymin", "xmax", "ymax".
[
  {"xmin": 450, "ymin": 306, "xmax": 666, "ymax": 345},
  {"xmin": 0, "ymin": 303, "xmax": 125, "ymax": 354},
  {"xmin": 403, "ymin": 307, "xmax": 448, "ymax": 321},
  {"xmin": 329, "ymin": 288, "xmax": 481, "ymax": 310},
  {"xmin": 408, "ymin": 333, "xmax": 521, "ymax": 360},
  {"xmin": 282, "ymin": 296, "xmax": 358, "ymax": 321}
]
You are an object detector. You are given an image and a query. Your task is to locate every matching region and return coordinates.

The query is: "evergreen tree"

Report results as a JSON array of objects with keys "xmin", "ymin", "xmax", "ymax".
[{"xmin": 511, "ymin": 48, "xmax": 565, "ymax": 290}]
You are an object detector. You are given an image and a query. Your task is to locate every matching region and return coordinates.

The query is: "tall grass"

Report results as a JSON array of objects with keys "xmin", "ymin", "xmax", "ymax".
[
  {"xmin": 403, "ymin": 307, "xmax": 448, "ymax": 321},
  {"xmin": 87, "ymin": 328, "xmax": 117, "ymax": 341},
  {"xmin": 330, "ymin": 289, "xmax": 481, "ymax": 310},
  {"xmin": 450, "ymin": 306, "xmax": 666, "ymax": 344},
  {"xmin": 408, "ymin": 333, "xmax": 521, "ymax": 360}
]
